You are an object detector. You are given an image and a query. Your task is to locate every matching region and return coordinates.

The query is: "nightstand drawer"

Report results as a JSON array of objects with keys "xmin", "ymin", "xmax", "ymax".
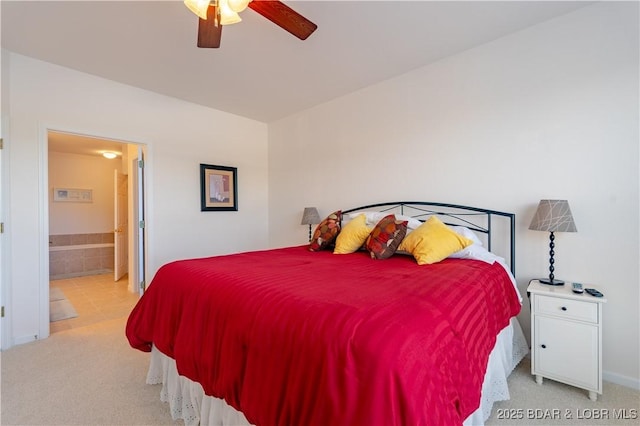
[{"xmin": 535, "ymin": 295, "xmax": 598, "ymax": 323}]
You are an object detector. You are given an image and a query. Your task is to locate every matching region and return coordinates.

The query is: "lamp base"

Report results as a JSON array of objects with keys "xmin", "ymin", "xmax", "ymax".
[{"xmin": 539, "ymin": 278, "xmax": 565, "ymax": 286}]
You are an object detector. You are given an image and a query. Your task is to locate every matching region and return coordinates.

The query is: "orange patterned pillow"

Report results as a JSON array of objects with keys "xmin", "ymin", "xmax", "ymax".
[
  {"xmin": 309, "ymin": 210, "xmax": 342, "ymax": 251},
  {"xmin": 365, "ymin": 214, "xmax": 408, "ymax": 259}
]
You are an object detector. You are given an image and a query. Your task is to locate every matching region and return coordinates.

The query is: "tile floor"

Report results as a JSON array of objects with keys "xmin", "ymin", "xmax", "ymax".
[{"xmin": 49, "ymin": 273, "xmax": 140, "ymax": 334}]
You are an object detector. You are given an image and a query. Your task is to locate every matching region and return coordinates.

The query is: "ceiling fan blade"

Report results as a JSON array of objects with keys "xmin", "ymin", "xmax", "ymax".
[
  {"xmin": 197, "ymin": 5, "xmax": 222, "ymax": 48},
  {"xmin": 248, "ymin": 0, "xmax": 317, "ymax": 40}
]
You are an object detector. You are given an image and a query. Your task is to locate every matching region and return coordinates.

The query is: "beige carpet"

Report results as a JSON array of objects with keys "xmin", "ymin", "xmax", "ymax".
[
  {"xmin": 1, "ymin": 317, "xmax": 179, "ymax": 425},
  {"xmin": 1, "ymin": 316, "xmax": 638, "ymax": 425},
  {"xmin": 487, "ymin": 357, "xmax": 640, "ymax": 425}
]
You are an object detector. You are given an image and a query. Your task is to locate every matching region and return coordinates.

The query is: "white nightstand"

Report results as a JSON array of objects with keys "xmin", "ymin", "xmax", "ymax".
[{"xmin": 528, "ymin": 279, "xmax": 607, "ymax": 401}]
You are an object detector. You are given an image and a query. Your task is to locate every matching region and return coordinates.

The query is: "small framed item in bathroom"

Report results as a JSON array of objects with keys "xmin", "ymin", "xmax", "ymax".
[{"xmin": 53, "ymin": 188, "xmax": 93, "ymax": 203}]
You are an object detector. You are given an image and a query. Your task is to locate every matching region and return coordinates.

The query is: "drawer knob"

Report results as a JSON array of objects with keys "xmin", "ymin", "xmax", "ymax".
[
  {"xmin": 561, "ymin": 306, "xmax": 567, "ymax": 311},
  {"xmin": 541, "ymin": 344, "xmax": 547, "ymax": 349}
]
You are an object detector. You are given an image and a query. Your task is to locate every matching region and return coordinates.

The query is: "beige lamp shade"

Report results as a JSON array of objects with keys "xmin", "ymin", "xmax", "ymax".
[
  {"xmin": 529, "ymin": 200, "xmax": 577, "ymax": 232},
  {"xmin": 301, "ymin": 207, "xmax": 321, "ymax": 225}
]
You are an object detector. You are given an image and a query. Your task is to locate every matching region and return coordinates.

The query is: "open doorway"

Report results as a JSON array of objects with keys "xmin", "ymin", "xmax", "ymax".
[{"xmin": 47, "ymin": 130, "xmax": 145, "ymax": 333}]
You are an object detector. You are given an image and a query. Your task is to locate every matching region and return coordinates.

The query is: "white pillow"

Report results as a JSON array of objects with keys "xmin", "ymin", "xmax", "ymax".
[
  {"xmin": 451, "ymin": 226, "xmax": 483, "ymax": 247},
  {"xmin": 448, "ymin": 243, "xmax": 494, "ymax": 261}
]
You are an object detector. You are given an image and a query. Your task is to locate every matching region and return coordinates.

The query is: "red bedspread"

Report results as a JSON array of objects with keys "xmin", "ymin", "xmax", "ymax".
[{"xmin": 126, "ymin": 246, "xmax": 521, "ymax": 426}]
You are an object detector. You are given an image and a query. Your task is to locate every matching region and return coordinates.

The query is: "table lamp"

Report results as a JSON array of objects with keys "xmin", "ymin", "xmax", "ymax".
[
  {"xmin": 301, "ymin": 207, "xmax": 321, "ymax": 242},
  {"xmin": 529, "ymin": 199, "xmax": 577, "ymax": 285}
]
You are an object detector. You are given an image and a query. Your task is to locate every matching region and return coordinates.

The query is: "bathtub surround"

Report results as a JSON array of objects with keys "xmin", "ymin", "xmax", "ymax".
[{"xmin": 49, "ymin": 233, "xmax": 114, "ymax": 279}]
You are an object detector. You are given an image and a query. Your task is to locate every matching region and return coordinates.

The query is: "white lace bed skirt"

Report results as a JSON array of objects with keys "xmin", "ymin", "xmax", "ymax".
[{"xmin": 146, "ymin": 317, "xmax": 529, "ymax": 426}]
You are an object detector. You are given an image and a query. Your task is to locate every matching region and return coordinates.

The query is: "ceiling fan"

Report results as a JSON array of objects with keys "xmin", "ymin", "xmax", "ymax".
[{"xmin": 184, "ymin": 0, "xmax": 318, "ymax": 48}]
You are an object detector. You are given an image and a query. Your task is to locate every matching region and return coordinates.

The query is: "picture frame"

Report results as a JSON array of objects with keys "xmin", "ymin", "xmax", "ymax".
[
  {"xmin": 200, "ymin": 164, "xmax": 238, "ymax": 211},
  {"xmin": 53, "ymin": 188, "xmax": 93, "ymax": 203}
]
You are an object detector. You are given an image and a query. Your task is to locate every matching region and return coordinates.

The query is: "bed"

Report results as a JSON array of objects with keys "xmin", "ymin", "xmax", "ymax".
[{"xmin": 126, "ymin": 201, "xmax": 528, "ymax": 426}]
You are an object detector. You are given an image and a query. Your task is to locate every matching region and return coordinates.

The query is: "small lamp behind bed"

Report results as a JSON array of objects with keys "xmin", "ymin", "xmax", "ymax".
[
  {"xmin": 301, "ymin": 207, "xmax": 321, "ymax": 242},
  {"xmin": 529, "ymin": 199, "xmax": 577, "ymax": 285}
]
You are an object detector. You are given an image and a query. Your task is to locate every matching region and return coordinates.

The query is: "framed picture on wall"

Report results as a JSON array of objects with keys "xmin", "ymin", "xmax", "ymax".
[
  {"xmin": 200, "ymin": 164, "xmax": 238, "ymax": 211},
  {"xmin": 53, "ymin": 188, "xmax": 93, "ymax": 203}
]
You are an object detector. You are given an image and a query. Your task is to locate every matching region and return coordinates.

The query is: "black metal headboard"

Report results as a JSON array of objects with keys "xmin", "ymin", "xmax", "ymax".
[{"xmin": 342, "ymin": 201, "xmax": 516, "ymax": 276}]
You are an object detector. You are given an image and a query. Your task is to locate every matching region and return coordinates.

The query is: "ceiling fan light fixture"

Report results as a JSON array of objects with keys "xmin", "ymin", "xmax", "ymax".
[
  {"xmin": 227, "ymin": 0, "xmax": 251, "ymax": 13},
  {"xmin": 191, "ymin": 0, "xmax": 317, "ymax": 48},
  {"xmin": 218, "ymin": 0, "xmax": 242, "ymax": 25},
  {"xmin": 184, "ymin": 0, "xmax": 211, "ymax": 20}
]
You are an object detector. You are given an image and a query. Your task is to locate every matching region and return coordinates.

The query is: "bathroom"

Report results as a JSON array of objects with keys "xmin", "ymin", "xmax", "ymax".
[{"xmin": 47, "ymin": 131, "xmax": 142, "ymax": 284}]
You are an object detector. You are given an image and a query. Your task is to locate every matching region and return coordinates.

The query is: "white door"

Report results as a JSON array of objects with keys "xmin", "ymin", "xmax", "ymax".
[{"xmin": 114, "ymin": 170, "xmax": 128, "ymax": 281}]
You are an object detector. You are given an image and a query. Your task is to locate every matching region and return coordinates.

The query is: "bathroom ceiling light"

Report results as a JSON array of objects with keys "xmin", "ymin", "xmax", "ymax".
[{"xmin": 103, "ymin": 152, "xmax": 117, "ymax": 159}]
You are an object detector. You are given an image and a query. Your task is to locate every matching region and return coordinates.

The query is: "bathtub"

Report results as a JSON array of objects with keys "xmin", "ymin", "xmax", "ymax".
[
  {"xmin": 49, "ymin": 240, "xmax": 115, "ymax": 280},
  {"xmin": 49, "ymin": 243, "xmax": 114, "ymax": 252}
]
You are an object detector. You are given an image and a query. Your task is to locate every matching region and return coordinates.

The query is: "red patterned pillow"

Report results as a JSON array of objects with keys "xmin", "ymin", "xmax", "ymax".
[
  {"xmin": 365, "ymin": 214, "xmax": 408, "ymax": 259},
  {"xmin": 309, "ymin": 211, "xmax": 342, "ymax": 251}
]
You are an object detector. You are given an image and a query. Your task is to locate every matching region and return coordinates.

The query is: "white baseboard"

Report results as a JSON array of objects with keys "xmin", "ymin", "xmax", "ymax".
[
  {"xmin": 604, "ymin": 370, "xmax": 640, "ymax": 390},
  {"xmin": 521, "ymin": 355, "xmax": 638, "ymax": 391},
  {"xmin": 13, "ymin": 333, "xmax": 38, "ymax": 346}
]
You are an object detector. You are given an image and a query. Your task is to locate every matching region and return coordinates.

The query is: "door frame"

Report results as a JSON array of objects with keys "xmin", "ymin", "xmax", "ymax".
[
  {"xmin": 0, "ymin": 116, "xmax": 8, "ymax": 350},
  {"xmin": 38, "ymin": 125, "xmax": 148, "ymax": 339}
]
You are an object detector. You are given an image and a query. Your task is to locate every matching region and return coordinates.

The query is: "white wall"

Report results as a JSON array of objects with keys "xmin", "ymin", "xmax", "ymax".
[
  {"xmin": 3, "ymin": 52, "xmax": 269, "ymax": 345},
  {"xmin": 268, "ymin": 2, "xmax": 639, "ymax": 387},
  {"xmin": 48, "ymin": 151, "xmax": 122, "ymax": 235}
]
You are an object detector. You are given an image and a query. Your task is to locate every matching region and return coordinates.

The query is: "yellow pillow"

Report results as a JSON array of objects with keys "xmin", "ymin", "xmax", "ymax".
[
  {"xmin": 333, "ymin": 214, "xmax": 372, "ymax": 254},
  {"xmin": 397, "ymin": 216, "xmax": 473, "ymax": 265}
]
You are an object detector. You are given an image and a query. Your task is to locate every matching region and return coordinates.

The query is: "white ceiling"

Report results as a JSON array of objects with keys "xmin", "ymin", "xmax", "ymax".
[
  {"xmin": 2, "ymin": 0, "xmax": 592, "ymax": 128},
  {"xmin": 47, "ymin": 131, "xmax": 127, "ymax": 158}
]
